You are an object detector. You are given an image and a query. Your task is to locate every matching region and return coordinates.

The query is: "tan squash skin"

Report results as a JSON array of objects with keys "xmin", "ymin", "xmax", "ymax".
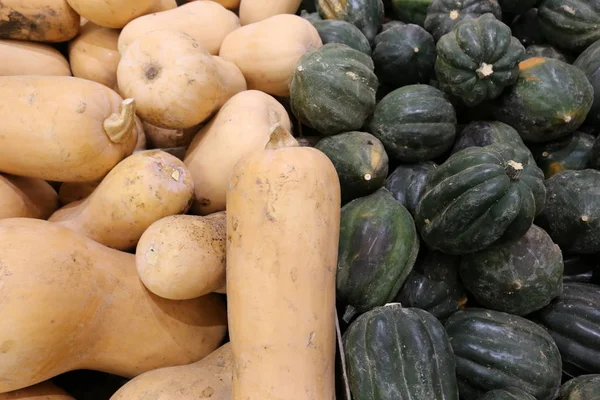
[
  {"xmin": 49, "ymin": 150, "xmax": 194, "ymax": 250},
  {"xmin": 118, "ymin": 1, "xmax": 240, "ymax": 55},
  {"xmin": 0, "ymin": 174, "xmax": 59, "ymax": 220},
  {"xmin": 117, "ymin": 30, "xmax": 246, "ymax": 129},
  {"xmin": 219, "ymin": 14, "xmax": 322, "ymax": 97},
  {"xmin": 184, "ymin": 90, "xmax": 296, "ymax": 215},
  {"xmin": 0, "ymin": 40, "xmax": 70, "ymax": 76},
  {"xmin": 65, "ymin": 0, "xmax": 155, "ymax": 29},
  {"xmin": 0, "ymin": 0, "xmax": 80, "ymax": 42},
  {"xmin": 239, "ymin": 0, "xmax": 303, "ymax": 25},
  {"xmin": 58, "ymin": 179, "xmax": 101, "ymax": 205},
  {"xmin": 0, "ymin": 76, "xmax": 137, "ymax": 182},
  {"xmin": 68, "ymin": 22, "xmax": 120, "ymax": 90},
  {"xmin": 0, "ymin": 218, "xmax": 227, "ymax": 393},
  {"xmin": 111, "ymin": 342, "xmax": 232, "ymax": 400},
  {"xmin": 0, "ymin": 381, "xmax": 74, "ymax": 400},
  {"xmin": 226, "ymin": 147, "xmax": 341, "ymax": 400},
  {"xmin": 142, "ymin": 121, "xmax": 199, "ymax": 148},
  {"xmin": 149, "ymin": 0, "xmax": 177, "ymax": 12},
  {"xmin": 136, "ymin": 212, "xmax": 226, "ymax": 300}
]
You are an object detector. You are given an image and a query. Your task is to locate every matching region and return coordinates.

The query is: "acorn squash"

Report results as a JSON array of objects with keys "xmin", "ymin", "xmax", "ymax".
[
  {"xmin": 392, "ymin": 0, "xmax": 433, "ymax": 26},
  {"xmin": 311, "ymin": 19, "xmax": 372, "ymax": 54},
  {"xmin": 573, "ymin": 39, "xmax": 600, "ymax": 128},
  {"xmin": 385, "ymin": 161, "xmax": 437, "ymax": 217},
  {"xmin": 537, "ymin": 0, "xmax": 600, "ymax": 52},
  {"xmin": 424, "ymin": 0, "xmax": 503, "ymax": 41},
  {"xmin": 560, "ymin": 375, "xmax": 600, "ymax": 400},
  {"xmin": 477, "ymin": 387, "xmax": 537, "ymax": 400},
  {"xmin": 524, "ymin": 44, "xmax": 572, "ymax": 63},
  {"xmin": 529, "ymin": 131, "xmax": 595, "ymax": 178},
  {"xmin": 316, "ymin": 0, "xmax": 385, "ymax": 44}
]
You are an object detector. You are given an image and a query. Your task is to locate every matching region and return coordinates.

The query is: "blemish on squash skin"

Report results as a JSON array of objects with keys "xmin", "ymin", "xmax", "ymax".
[
  {"xmin": 200, "ymin": 386, "xmax": 215, "ymax": 397},
  {"xmin": 0, "ymin": 340, "xmax": 15, "ymax": 354},
  {"xmin": 307, "ymin": 332, "xmax": 316, "ymax": 348},
  {"xmin": 76, "ymin": 102, "xmax": 87, "ymax": 114},
  {"xmin": 519, "ymin": 57, "xmax": 546, "ymax": 71}
]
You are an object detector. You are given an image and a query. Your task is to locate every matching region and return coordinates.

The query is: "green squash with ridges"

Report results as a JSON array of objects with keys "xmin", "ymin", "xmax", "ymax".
[
  {"xmin": 573, "ymin": 39, "xmax": 600, "ymax": 128},
  {"xmin": 524, "ymin": 44, "xmax": 572, "ymax": 63},
  {"xmin": 560, "ymin": 375, "xmax": 600, "ymax": 399},
  {"xmin": 385, "ymin": 161, "xmax": 437, "ymax": 216},
  {"xmin": 311, "ymin": 19, "xmax": 372, "ymax": 55},
  {"xmin": 529, "ymin": 131, "xmax": 595, "ymax": 178},
  {"xmin": 445, "ymin": 308, "xmax": 563, "ymax": 400},
  {"xmin": 477, "ymin": 387, "xmax": 537, "ymax": 400},
  {"xmin": 392, "ymin": 0, "xmax": 433, "ymax": 26},
  {"xmin": 344, "ymin": 304, "xmax": 459, "ymax": 400},
  {"xmin": 316, "ymin": 0, "xmax": 384, "ymax": 44},
  {"xmin": 424, "ymin": 0, "xmax": 503, "ymax": 41},
  {"xmin": 537, "ymin": 0, "xmax": 600, "ymax": 52}
]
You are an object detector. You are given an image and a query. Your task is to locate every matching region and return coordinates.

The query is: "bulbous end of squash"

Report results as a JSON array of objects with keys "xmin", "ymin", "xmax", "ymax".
[
  {"xmin": 103, "ymin": 98, "xmax": 137, "ymax": 144},
  {"xmin": 265, "ymin": 124, "xmax": 299, "ymax": 149}
]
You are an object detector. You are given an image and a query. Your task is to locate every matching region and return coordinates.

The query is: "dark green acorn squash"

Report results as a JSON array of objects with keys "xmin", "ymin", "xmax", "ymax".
[
  {"xmin": 368, "ymin": 84, "xmax": 457, "ymax": 162},
  {"xmin": 511, "ymin": 8, "xmax": 547, "ymax": 47},
  {"xmin": 385, "ymin": 161, "xmax": 437, "ymax": 216},
  {"xmin": 415, "ymin": 144, "xmax": 546, "ymax": 255},
  {"xmin": 289, "ymin": 43, "xmax": 378, "ymax": 136},
  {"xmin": 315, "ymin": 131, "xmax": 389, "ymax": 204},
  {"xmin": 337, "ymin": 187, "xmax": 420, "ymax": 320},
  {"xmin": 395, "ymin": 251, "xmax": 467, "ymax": 320},
  {"xmin": 311, "ymin": 19, "xmax": 372, "ymax": 55},
  {"xmin": 529, "ymin": 131, "xmax": 595, "ymax": 178},
  {"xmin": 477, "ymin": 387, "xmax": 537, "ymax": 400},
  {"xmin": 372, "ymin": 23, "xmax": 436, "ymax": 88},
  {"xmin": 573, "ymin": 39, "xmax": 600, "ymax": 128},
  {"xmin": 493, "ymin": 57, "xmax": 593, "ymax": 143},
  {"xmin": 459, "ymin": 224, "xmax": 564, "ymax": 316},
  {"xmin": 435, "ymin": 14, "xmax": 525, "ymax": 107},
  {"xmin": 524, "ymin": 44, "xmax": 572, "ymax": 63},
  {"xmin": 445, "ymin": 308, "xmax": 563, "ymax": 400},
  {"xmin": 316, "ymin": 0, "xmax": 385, "ymax": 44},
  {"xmin": 497, "ymin": 0, "xmax": 538, "ymax": 15},
  {"xmin": 344, "ymin": 304, "xmax": 459, "ymax": 400},
  {"xmin": 534, "ymin": 283, "xmax": 600, "ymax": 377},
  {"xmin": 560, "ymin": 375, "xmax": 600, "ymax": 399},
  {"xmin": 537, "ymin": 0, "xmax": 600, "ymax": 52},
  {"xmin": 381, "ymin": 19, "xmax": 406, "ymax": 31},
  {"xmin": 424, "ymin": 0, "xmax": 503, "ymax": 41},
  {"xmin": 535, "ymin": 169, "xmax": 600, "ymax": 254},
  {"xmin": 392, "ymin": 0, "xmax": 433, "ymax": 26},
  {"xmin": 562, "ymin": 256, "xmax": 597, "ymax": 283},
  {"xmin": 300, "ymin": 9, "xmax": 322, "ymax": 23}
]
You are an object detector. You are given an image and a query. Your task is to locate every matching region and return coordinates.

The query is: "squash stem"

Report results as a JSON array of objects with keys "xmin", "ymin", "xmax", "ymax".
[
  {"xmin": 103, "ymin": 98, "xmax": 137, "ymax": 144},
  {"xmin": 265, "ymin": 124, "xmax": 299, "ymax": 149},
  {"xmin": 505, "ymin": 160, "xmax": 524, "ymax": 181}
]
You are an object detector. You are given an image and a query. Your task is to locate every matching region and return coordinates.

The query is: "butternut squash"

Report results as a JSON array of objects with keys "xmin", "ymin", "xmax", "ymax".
[
  {"xmin": 0, "ymin": 381, "xmax": 74, "ymax": 400},
  {"xmin": 0, "ymin": 174, "xmax": 59, "ymax": 220},
  {"xmin": 117, "ymin": 30, "xmax": 246, "ymax": 129},
  {"xmin": 110, "ymin": 343, "xmax": 232, "ymax": 400},
  {"xmin": 65, "ymin": 0, "xmax": 155, "ymax": 29},
  {"xmin": 49, "ymin": 150, "xmax": 194, "ymax": 250},
  {"xmin": 187, "ymin": 0, "xmax": 240, "ymax": 10},
  {"xmin": 118, "ymin": 1, "xmax": 240, "ymax": 55},
  {"xmin": 0, "ymin": 0, "xmax": 80, "ymax": 42},
  {"xmin": 219, "ymin": 14, "xmax": 322, "ymax": 97},
  {"xmin": 68, "ymin": 22, "xmax": 120, "ymax": 90},
  {"xmin": 0, "ymin": 76, "xmax": 137, "ymax": 182},
  {"xmin": 239, "ymin": 0, "xmax": 303, "ymax": 25},
  {"xmin": 136, "ymin": 212, "xmax": 226, "ymax": 300},
  {"xmin": 149, "ymin": 0, "xmax": 177, "ymax": 12},
  {"xmin": 58, "ymin": 179, "xmax": 101, "ymax": 205},
  {"xmin": 0, "ymin": 218, "xmax": 227, "ymax": 393},
  {"xmin": 226, "ymin": 146, "xmax": 341, "ymax": 399},
  {"xmin": 0, "ymin": 40, "xmax": 70, "ymax": 76},
  {"xmin": 184, "ymin": 90, "xmax": 297, "ymax": 215},
  {"xmin": 142, "ymin": 121, "xmax": 199, "ymax": 148}
]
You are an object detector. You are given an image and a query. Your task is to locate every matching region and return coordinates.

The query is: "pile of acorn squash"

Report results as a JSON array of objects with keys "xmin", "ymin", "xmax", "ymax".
[{"xmin": 1, "ymin": 0, "xmax": 600, "ymax": 399}]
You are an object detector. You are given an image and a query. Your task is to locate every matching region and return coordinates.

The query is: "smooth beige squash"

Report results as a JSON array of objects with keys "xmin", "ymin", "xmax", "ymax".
[
  {"xmin": 118, "ymin": 1, "xmax": 240, "ymax": 55},
  {"xmin": 68, "ymin": 22, "xmax": 120, "ymax": 90},
  {"xmin": 65, "ymin": 0, "xmax": 155, "ymax": 29},
  {"xmin": 110, "ymin": 343, "xmax": 232, "ymax": 400},
  {"xmin": 0, "ymin": 0, "xmax": 80, "ymax": 42},
  {"xmin": 0, "ymin": 381, "xmax": 75, "ymax": 400},
  {"xmin": 49, "ymin": 150, "xmax": 194, "ymax": 250},
  {"xmin": 0, "ymin": 40, "xmax": 70, "ymax": 76},
  {"xmin": 142, "ymin": 121, "xmax": 199, "ymax": 148},
  {"xmin": 226, "ymin": 146, "xmax": 341, "ymax": 399},
  {"xmin": 136, "ymin": 212, "xmax": 226, "ymax": 300},
  {"xmin": 184, "ymin": 90, "xmax": 297, "ymax": 215},
  {"xmin": 0, "ymin": 76, "xmax": 137, "ymax": 182},
  {"xmin": 239, "ymin": 0, "xmax": 303, "ymax": 25},
  {"xmin": 219, "ymin": 14, "xmax": 322, "ymax": 97},
  {"xmin": 0, "ymin": 218, "xmax": 227, "ymax": 393},
  {"xmin": 117, "ymin": 30, "xmax": 246, "ymax": 129},
  {"xmin": 0, "ymin": 174, "xmax": 59, "ymax": 220},
  {"xmin": 137, "ymin": 146, "xmax": 188, "ymax": 161}
]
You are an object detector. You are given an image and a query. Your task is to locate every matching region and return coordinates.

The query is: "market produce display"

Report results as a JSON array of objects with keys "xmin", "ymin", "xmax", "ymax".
[{"xmin": 1, "ymin": 0, "xmax": 600, "ymax": 399}]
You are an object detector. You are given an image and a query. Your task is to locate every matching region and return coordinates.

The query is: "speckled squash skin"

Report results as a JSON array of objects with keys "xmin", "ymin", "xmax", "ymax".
[
  {"xmin": 524, "ymin": 44, "xmax": 572, "ymax": 62},
  {"xmin": 493, "ymin": 57, "xmax": 593, "ymax": 143},
  {"xmin": 538, "ymin": 0, "xmax": 600, "ymax": 52},
  {"xmin": 344, "ymin": 304, "xmax": 459, "ymax": 400},
  {"xmin": 445, "ymin": 308, "xmax": 563, "ymax": 400},
  {"xmin": 477, "ymin": 387, "xmax": 537, "ymax": 400},
  {"xmin": 424, "ymin": 0, "xmax": 502, "ymax": 41},
  {"xmin": 535, "ymin": 169, "xmax": 600, "ymax": 254},
  {"xmin": 311, "ymin": 19, "xmax": 371, "ymax": 54},
  {"xmin": 385, "ymin": 161, "xmax": 437, "ymax": 216},
  {"xmin": 529, "ymin": 131, "xmax": 595, "ymax": 178},
  {"xmin": 574, "ymin": 39, "xmax": 600, "ymax": 128},
  {"xmin": 316, "ymin": 0, "xmax": 384, "ymax": 44},
  {"xmin": 560, "ymin": 375, "xmax": 600, "ymax": 399},
  {"xmin": 392, "ymin": 0, "xmax": 433, "ymax": 26}
]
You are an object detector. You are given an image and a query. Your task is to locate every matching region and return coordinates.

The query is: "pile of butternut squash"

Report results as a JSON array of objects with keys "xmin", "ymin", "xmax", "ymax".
[{"xmin": 0, "ymin": 0, "xmax": 341, "ymax": 399}]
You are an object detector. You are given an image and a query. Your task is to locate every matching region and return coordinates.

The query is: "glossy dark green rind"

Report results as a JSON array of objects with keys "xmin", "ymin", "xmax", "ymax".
[
  {"xmin": 424, "ymin": 0, "xmax": 503, "ymax": 41},
  {"xmin": 316, "ymin": 0, "xmax": 385, "ymax": 44},
  {"xmin": 538, "ymin": 0, "xmax": 600, "ymax": 52},
  {"xmin": 368, "ymin": 84, "xmax": 457, "ymax": 162},
  {"xmin": 511, "ymin": 8, "xmax": 547, "ymax": 47},
  {"xmin": 392, "ymin": 0, "xmax": 433, "ymax": 26},
  {"xmin": 535, "ymin": 169, "xmax": 600, "ymax": 254},
  {"xmin": 460, "ymin": 224, "xmax": 564, "ymax": 316},
  {"xmin": 493, "ymin": 57, "xmax": 593, "ymax": 143},
  {"xmin": 477, "ymin": 387, "xmax": 537, "ymax": 400},
  {"xmin": 312, "ymin": 19, "xmax": 372, "ymax": 54},
  {"xmin": 337, "ymin": 188, "xmax": 420, "ymax": 315},
  {"xmin": 415, "ymin": 145, "xmax": 546, "ymax": 255},
  {"xmin": 560, "ymin": 375, "xmax": 600, "ymax": 399},
  {"xmin": 344, "ymin": 304, "xmax": 459, "ymax": 400},
  {"xmin": 289, "ymin": 43, "xmax": 378, "ymax": 136},
  {"xmin": 385, "ymin": 161, "xmax": 437, "ymax": 216},
  {"xmin": 497, "ymin": 0, "xmax": 538, "ymax": 14},
  {"xmin": 435, "ymin": 13, "xmax": 525, "ymax": 106},
  {"xmin": 372, "ymin": 23, "xmax": 436, "ymax": 88},
  {"xmin": 573, "ymin": 39, "xmax": 600, "ymax": 128},
  {"xmin": 529, "ymin": 131, "xmax": 595, "ymax": 178},
  {"xmin": 524, "ymin": 44, "xmax": 572, "ymax": 63},
  {"xmin": 445, "ymin": 308, "xmax": 563, "ymax": 400},
  {"xmin": 381, "ymin": 20, "xmax": 407, "ymax": 31},
  {"xmin": 315, "ymin": 131, "xmax": 389, "ymax": 204}
]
